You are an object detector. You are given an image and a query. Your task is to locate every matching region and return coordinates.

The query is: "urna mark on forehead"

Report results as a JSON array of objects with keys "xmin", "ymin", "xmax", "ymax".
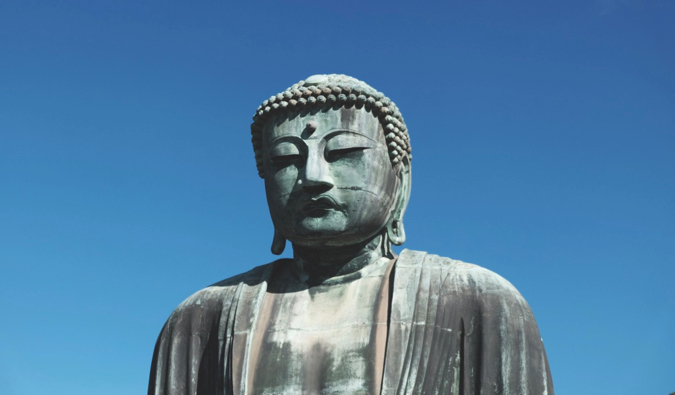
[{"xmin": 250, "ymin": 74, "xmax": 412, "ymax": 178}]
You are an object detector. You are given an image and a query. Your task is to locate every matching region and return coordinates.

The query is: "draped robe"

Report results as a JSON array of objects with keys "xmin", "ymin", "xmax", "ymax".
[{"xmin": 148, "ymin": 249, "xmax": 554, "ymax": 394}]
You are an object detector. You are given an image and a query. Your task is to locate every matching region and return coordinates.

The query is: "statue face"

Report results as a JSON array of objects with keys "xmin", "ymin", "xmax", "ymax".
[{"xmin": 262, "ymin": 107, "xmax": 400, "ymax": 247}]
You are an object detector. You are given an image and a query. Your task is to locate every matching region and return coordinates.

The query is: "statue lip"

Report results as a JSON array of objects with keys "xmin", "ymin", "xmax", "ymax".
[{"xmin": 302, "ymin": 195, "xmax": 343, "ymax": 214}]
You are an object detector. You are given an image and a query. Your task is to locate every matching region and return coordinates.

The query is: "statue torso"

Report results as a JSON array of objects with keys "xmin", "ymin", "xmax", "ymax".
[
  {"xmin": 246, "ymin": 257, "xmax": 394, "ymax": 395},
  {"xmin": 148, "ymin": 250, "xmax": 554, "ymax": 395}
]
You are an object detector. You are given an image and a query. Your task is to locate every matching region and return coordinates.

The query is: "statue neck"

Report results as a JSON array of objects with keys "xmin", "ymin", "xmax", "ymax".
[{"xmin": 291, "ymin": 234, "xmax": 393, "ymax": 280}]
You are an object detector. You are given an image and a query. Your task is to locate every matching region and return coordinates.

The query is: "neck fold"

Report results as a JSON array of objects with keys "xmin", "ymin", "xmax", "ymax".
[{"xmin": 292, "ymin": 233, "xmax": 393, "ymax": 280}]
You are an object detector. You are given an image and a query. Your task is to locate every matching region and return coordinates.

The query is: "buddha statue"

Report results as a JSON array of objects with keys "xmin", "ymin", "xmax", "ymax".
[{"xmin": 148, "ymin": 74, "xmax": 554, "ymax": 395}]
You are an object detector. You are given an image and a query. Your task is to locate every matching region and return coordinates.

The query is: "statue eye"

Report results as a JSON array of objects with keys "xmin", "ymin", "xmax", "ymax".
[
  {"xmin": 325, "ymin": 133, "xmax": 373, "ymax": 162},
  {"xmin": 269, "ymin": 143, "xmax": 302, "ymax": 167},
  {"xmin": 325, "ymin": 147, "xmax": 367, "ymax": 162}
]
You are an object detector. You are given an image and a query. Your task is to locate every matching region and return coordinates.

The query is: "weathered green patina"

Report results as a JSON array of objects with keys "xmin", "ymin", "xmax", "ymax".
[{"xmin": 148, "ymin": 74, "xmax": 554, "ymax": 395}]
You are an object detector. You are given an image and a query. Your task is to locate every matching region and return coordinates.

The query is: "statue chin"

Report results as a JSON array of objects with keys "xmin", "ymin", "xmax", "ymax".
[
  {"xmin": 278, "ymin": 211, "xmax": 390, "ymax": 249},
  {"xmin": 285, "ymin": 225, "xmax": 386, "ymax": 249}
]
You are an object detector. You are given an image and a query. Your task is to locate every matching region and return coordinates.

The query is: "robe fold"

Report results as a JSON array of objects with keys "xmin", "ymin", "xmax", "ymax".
[{"xmin": 149, "ymin": 249, "xmax": 554, "ymax": 394}]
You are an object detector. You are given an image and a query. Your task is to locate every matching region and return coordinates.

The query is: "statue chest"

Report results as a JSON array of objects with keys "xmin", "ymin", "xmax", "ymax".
[{"xmin": 246, "ymin": 261, "xmax": 392, "ymax": 394}]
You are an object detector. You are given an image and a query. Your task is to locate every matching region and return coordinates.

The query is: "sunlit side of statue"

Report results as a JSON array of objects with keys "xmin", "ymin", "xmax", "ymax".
[{"xmin": 148, "ymin": 74, "xmax": 554, "ymax": 394}]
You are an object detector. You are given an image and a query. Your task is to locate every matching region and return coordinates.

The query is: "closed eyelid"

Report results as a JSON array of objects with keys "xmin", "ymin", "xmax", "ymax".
[
  {"xmin": 324, "ymin": 131, "xmax": 378, "ymax": 151},
  {"xmin": 269, "ymin": 143, "xmax": 302, "ymax": 159},
  {"xmin": 268, "ymin": 137, "xmax": 306, "ymax": 155}
]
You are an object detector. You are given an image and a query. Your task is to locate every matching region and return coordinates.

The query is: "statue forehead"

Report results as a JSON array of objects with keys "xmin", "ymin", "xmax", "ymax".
[
  {"xmin": 250, "ymin": 74, "xmax": 411, "ymax": 177},
  {"xmin": 263, "ymin": 107, "xmax": 383, "ymax": 140}
]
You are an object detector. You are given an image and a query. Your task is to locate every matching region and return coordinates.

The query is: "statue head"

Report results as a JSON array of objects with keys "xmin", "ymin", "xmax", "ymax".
[{"xmin": 250, "ymin": 74, "xmax": 412, "ymax": 255}]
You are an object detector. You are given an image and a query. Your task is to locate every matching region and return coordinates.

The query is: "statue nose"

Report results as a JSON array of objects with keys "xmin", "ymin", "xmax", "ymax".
[{"xmin": 301, "ymin": 149, "xmax": 334, "ymax": 192}]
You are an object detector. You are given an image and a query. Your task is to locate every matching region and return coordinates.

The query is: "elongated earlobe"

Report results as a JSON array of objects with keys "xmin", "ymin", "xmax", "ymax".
[
  {"xmin": 386, "ymin": 155, "xmax": 411, "ymax": 247},
  {"xmin": 271, "ymin": 229, "xmax": 286, "ymax": 255},
  {"xmin": 387, "ymin": 219, "xmax": 406, "ymax": 246}
]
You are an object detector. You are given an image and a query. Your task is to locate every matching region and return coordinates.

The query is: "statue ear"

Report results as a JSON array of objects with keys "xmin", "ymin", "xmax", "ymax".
[
  {"xmin": 387, "ymin": 155, "xmax": 412, "ymax": 246},
  {"xmin": 271, "ymin": 228, "xmax": 286, "ymax": 255}
]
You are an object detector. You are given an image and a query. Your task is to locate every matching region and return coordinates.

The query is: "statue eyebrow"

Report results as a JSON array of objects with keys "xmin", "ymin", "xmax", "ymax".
[
  {"xmin": 323, "ymin": 129, "xmax": 378, "ymax": 144},
  {"xmin": 269, "ymin": 130, "xmax": 377, "ymax": 146},
  {"xmin": 268, "ymin": 135, "xmax": 305, "ymax": 147}
]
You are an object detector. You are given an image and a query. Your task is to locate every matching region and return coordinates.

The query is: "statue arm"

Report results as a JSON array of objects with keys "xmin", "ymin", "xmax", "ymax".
[
  {"xmin": 148, "ymin": 287, "xmax": 236, "ymax": 395},
  {"xmin": 450, "ymin": 264, "xmax": 554, "ymax": 395},
  {"xmin": 147, "ymin": 263, "xmax": 273, "ymax": 395}
]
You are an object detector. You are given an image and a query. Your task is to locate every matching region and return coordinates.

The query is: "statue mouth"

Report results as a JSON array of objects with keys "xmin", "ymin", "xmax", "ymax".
[{"xmin": 302, "ymin": 196, "xmax": 343, "ymax": 217}]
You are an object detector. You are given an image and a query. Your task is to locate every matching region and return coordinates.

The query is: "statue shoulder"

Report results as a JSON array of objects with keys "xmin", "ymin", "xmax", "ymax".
[
  {"xmin": 398, "ymin": 249, "xmax": 528, "ymax": 307},
  {"xmin": 163, "ymin": 260, "xmax": 282, "ymax": 327},
  {"xmin": 394, "ymin": 251, "xmax": 551, "ymax": 393}
]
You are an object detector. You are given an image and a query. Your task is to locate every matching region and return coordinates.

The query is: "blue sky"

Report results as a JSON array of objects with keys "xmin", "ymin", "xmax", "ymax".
[{"xmin": 1, "ymin": 0, "xmax": 673, "ymax": 394}]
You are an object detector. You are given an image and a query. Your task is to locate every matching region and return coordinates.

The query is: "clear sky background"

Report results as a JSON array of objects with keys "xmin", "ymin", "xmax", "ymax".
[{"xmin": 1, "ymin": 0, "xmax": 673, "ymax": 394}]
